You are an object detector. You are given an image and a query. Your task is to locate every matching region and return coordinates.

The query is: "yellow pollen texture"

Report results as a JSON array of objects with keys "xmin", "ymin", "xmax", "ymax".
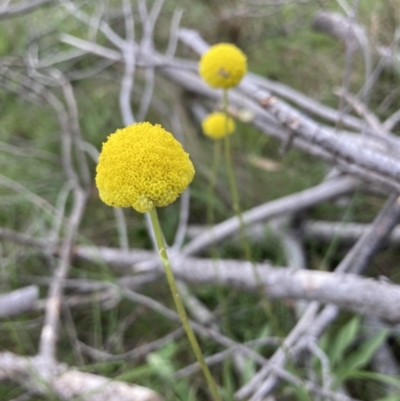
[
  {"xmin": 199, "ymin": 43, "xmax": 247, "ymax": 89},
  {"xmin": 95, "ymin": 122, "xmax": 195, "ymax": 213},
  {"xmin": 202, "ymin": 112, "xmax": 236, "ymax": 140}
]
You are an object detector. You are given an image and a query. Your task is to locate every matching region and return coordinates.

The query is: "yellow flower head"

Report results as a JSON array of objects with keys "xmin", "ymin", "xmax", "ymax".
[
  {"xmin": 199, "ymin": 43, "xmax": 247, "ymax": 89},
  {"xmin": 95, "ymin": 122, "xmax": 195, "ymax": 213},
  {"xmin": 202, "ymin": 112, "xmax": 236, "ymax": 140}
]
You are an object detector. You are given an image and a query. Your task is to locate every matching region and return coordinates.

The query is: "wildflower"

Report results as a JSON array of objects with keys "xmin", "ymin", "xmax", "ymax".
[
  {"xmin": 202, "ymin": 112, "xmax": 236, "ymax": 140},
  {"xmin": 199, "ymin": 43, "xmax": 247, "ymax": 89},
  {"xmin": 95, "ymin": 122, "xmax": 195, "ymax": 213}
]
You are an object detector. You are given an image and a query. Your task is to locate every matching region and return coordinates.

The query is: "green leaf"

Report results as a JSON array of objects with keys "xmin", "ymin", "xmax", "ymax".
[
  {"xmin": 328, "ymin": 316, "xmax": 361, "ymax": 367},
  {"xmin": 337, "ymin": 329, "xmax": 389, "ymax": 382},
  {"xmin": 291, "ymin": 385, "xmax": 314, "ymax": 401},
  {"xmin": 376, "ymin": 396, "xmax": 400, "ymax": 401},
  {"xmin": 342, "ymin": 371, "xmax": 400, "ymax": 389},
  {"xmin": 146, "ymin": 341, "xmax": 178, "ymax": 377},
  {"xmin": 222, "ymin": 358, "xmax": 235, "ymax": 400}
]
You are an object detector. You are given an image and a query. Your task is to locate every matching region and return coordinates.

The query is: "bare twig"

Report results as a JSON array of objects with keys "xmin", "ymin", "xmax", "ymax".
[
  {"xmin": 173, "ymin": 336, "xmax": 281, "ymax": 379},
  {"xmin": 78, "ymin": 328, "xmax": 184, "ymax": 362},
  {"xmin": 365, "ymin": 316, "xmax": 400, "ymax": 394},
  {"xmin": 339, "ymin": 194, "xmax": 400, "ymax": 275},
  {"xmin": 0, "ymin": 286, "xmax": 39, "ymax": 318},
  {"xmin": 270, "ymin": 218, "xmax": 309, "ymax": 315},
  {"xmin": 119, "ymin": 0, "xmax": 135, "ymax": 125},
  {"xmin": 59, "ymin": 34, "xmax": 121, "ymax": 61},
  {"xmin": 172, "ymin": 188, "xmax": 191, "ymax": 250},
  {"xmin": 0, "ymin": 227, "xmax": 53, "ymax": 249},
  {"xmin": 0, "ymin": 0, "xmax": 54, "ymax": 21},
  {"xmin": 61, "ymin": 301, "xmax": 85, "ymax": 366},
  {"xmin": 236, "ymin": 302, "xmax": 320, "ymax": 399},
  {"xmin": 241, "ymin": 193, "xmax": 400, "ymax": 400},
  {"xmin": 307, "ymin": 339, "xmax": 333, "ymax": 394},
  {"xmin": 38, "ymin": 188, "xmax": 88, "ymax": 362},
  {"xmin": 61, "ymin": 1, "xmax": 126, "ymax": 49},
  {"xmin": 59, "ymin": 76, "xmax": 91, "ymax": 188},
  {"xmin": 0, "ymin": 173, "xmax": 55, "ymax": 214},
  {"xmin": 312, "ymin": 10, "xmax": 365, "ymax": 52},
  {"xmin": 122, "ymin": 288, "xmax": 268, "ymax": 366},
  {"xmin": 50, "ymin": 183, "xmax": 73, "ymax": 242},
  {"xmin": 302, "ymin": 219, "xmax": 400, "ymax": 246},
  {"xmin": 0, "ymin": 140, "xmax": 57, "ymax": 162},
  {"xmin": 247, "ymin": 74, "xmax": 366, "ymax": 133},
  {"xmin": 165, "ymin": 8, "xmax": 184, "ymax": 58},
  {"xmin": 181, "ymin": 176, "xmax": 358, "ymax": 256},
  {"xmin": 176, "ymin": 29, "xmax": 400, "ymax": 191},
  {"xmin": 384, "ymin": 109, "xmax": 400, "ymax": 131},
  {"xmin": 114, "ymin": 208, "xmax": 129, "ymax": 251},
  {"xmin": 312, "ymin": 10, "xmax": 399, "ymax": 73},
  {"xmin": 0, "ymin": 352, "xmax": 161, "ymax": 401},
  {"xmin": 46, "ymin": 247, "xmax": 400, "ymax": 323}
]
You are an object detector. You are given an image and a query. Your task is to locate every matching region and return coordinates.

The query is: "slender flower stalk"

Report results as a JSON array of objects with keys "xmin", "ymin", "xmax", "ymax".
[
  {"xmin": 202, "ymin": 115, "xmax": 233, "ymax": 331},
  {"xmin": 198, "ymin": 43, "xmax": 280, "ymax": 333},
  {"xmin": 149, "ymin": 208, "xmax": 222, "ymax": 401},
  {"xmin": 206, "ymin": 140, "xmax": 222, "ymax": 232},
  {"xmin": 96, "ymin": 122, "xmax": 222, "ymax": 400},
  {"xmin": 222, "ymin": 89, "xmax": 253, "ymax": 262},
  {"xmin": 201, "ymin": 111, "xmax": 235, "ymax": 250},
  {"xmin": 222, "ymin": 90, "xmax": 281, "ymax": 335},
  {"xmin": 198, "ymin": 42, "xmax": 283, "ymax": 340}
]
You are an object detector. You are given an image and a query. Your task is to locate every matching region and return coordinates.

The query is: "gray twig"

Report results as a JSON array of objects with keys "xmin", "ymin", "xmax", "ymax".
[
  {"xmin": 0, "ymin": 286, "xmax": 39, "ymax": 318},
  {"xmin": 0, "ymin": 0, "xmax": 54, "ymax": 21}
]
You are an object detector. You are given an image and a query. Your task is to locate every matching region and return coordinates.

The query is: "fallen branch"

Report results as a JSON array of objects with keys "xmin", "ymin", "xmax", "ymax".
[
  {"xmin": 240, "ymin": 193, "xmax": 400, "ymax": 400},
  {"xmin": 312, "ymin": 11, "xmax": 399, "ymax": 72},
  {"xmin": 0, "ymin": 0, "xmax": 55, "ymax": 21},
  {"xmin": 175, "ymin": 29, "xmax": 400, "ymax": 192},
  {"xmin": 0, "ymin": 352, "xmax": 161, "ymax": 401},
  {"xmin": 302, "ymin": 220, "xmax": 400, "ymax": 245},
  {"xmin": 72, "ymin": 247, "xmax": 400, "ymax": 323},
  {"xmin": 0, "ymin": 286, "xmax": 39, "ymax": 318}
]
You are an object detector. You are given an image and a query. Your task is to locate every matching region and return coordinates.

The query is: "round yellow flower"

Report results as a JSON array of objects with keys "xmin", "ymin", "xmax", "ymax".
[
  {"xmin": 199, "ymin": 43, "xmax": 247, "ymax": 89},
  {"xmin": 202, "ymin": 112, "xmax": 236, "ymax": 140},
  {"xmin": 95, "ymin": 122, "xmax": 195, "ymax": 213}
]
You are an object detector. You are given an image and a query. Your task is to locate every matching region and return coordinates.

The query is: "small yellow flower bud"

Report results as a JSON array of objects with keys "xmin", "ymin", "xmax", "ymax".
[
  {"xmin": 95, "ymin": 122, "xmax": 195, "ymax": 213},
  {"xmin": 202, "ymin": 112, "xmax": 236, "ymax": 140},
  {"xmin": 199, "ymin": 43, "xmax": 247, "ymax": 89}
]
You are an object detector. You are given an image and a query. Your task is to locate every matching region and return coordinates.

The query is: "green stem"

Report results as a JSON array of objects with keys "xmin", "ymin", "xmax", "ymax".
[
  {"xmin": 222, "ymin": 89, "xmax": 281, "ymax": 336},
  {"xmin": 207, "ymin": 139, "xmax": 232, "ymax": 334},
  {"xmin": 222, "ymin": 89, "xmax": 251, "ymax": 260},
  {"xmin": 206, "ymin": 140, "xmax": 222, "ymax": 227},
  {"xmin": 148, "ymin": 208, "xmax": 222, "ymax": 401}
]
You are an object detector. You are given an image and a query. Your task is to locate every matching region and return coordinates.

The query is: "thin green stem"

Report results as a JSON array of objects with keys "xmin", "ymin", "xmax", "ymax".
[
  {"xmin": 148, "ymin": 207, "xmax": 222, "ymax": 401},
  {"xmin": 222, "ymin": 89, "xmax": 251, "ymax": 260},
  {"xmin": 207, "ymin": 140, "xmax": 222, "ymax": 227},
  {"xmin": 207, "ymin": 139, "xmax": 232, "ymax": 334},
  {"xmin": 222, "ymin": 89, "xmax": 281, "ymax": 336}
]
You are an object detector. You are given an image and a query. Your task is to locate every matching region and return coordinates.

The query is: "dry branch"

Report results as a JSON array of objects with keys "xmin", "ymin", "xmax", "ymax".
[
  {"xmin": 0, "ymin": 352, "xmax": 161, "ymax": 401},
  {"xmin": 59, "ymin": 26, "xmax": 400, "ymax": 193},
  {"xmin": 312, "ymin": 11, "xmax": 399, "ymax": 72},
  {"xmin": 240, "ymin": 193, "xmax": 400, "ymax": 400},
  {"xmin": 181, "ymin": 176, "xmax": 358, "ymax": 255},
  {"xmin": 0, "ymin": 286, "xmax": 39, "ymax": 318},
  {"xmin": 312, "ymin": 11, "xmax": 367, "ymax": 51},
  {"xmin": 365, "ymin": 316, "xmax": 400, "ymax": 394},
  {"xmin": 69, "ymin": 246, "xmax": 400, "ymax": 323},
  {"xmin": 0, "ymin": 0, "xmax": 55, "ymax": 21},
  {"xmin": 302, "ymin": 220, "xmax": 400, "ymax": 245},
  {"xmin": 175, "ymin": 29, "xmax": 400, "ymax": 192}
]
